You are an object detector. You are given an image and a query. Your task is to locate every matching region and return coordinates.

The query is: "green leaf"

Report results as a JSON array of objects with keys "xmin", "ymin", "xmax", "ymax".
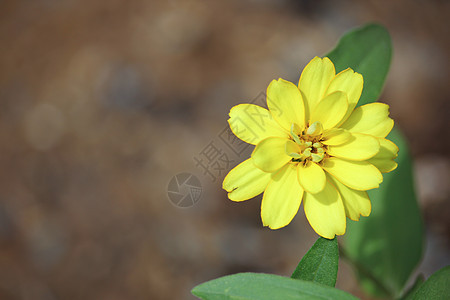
[
  {"xmin": 326, "ymin": 23, "xmax": 392, "ymax": 107},
  {"xmin": 406, "ymin": 266, "xmax": 450, "ymax": 300},
  {"xmin": 291, "ymin": 237, "xmax": 339, "ymax": 287},
  {"xmin": 326, "ymin": 23, "xmax": 424, "ymax": 298},
  {"xmin": 192, "ymin": 272, "xmax": 358, "ymax": 300},
  {"xmin": 344, "ymin": 128, "xmax": 424, "ymax": 297}
]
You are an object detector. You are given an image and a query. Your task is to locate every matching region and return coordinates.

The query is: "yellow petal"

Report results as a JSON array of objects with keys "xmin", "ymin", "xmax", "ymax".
[
  {"xmin": 228, "ymin": 104, "xmax": 289, "ymax": 145},
  {"xmin": 261, "ymin": 164, "xmax": 304, "ymax": 229},
  {"xmin": 252, "ymin": 137, "xmax": 292, "ymax": 172},
  {"xmin": 266, "ymin": 79, "xmax": 305, "ymax": 131},
  {"xmin": 328, "ymin": 175, "xmax": 371, "ymax": 221},
  {"xmin": 310, "ymin": 91, "xmax": 348, "ymax": 130},
  {"xmin": 368, "ymin": 138, "xmax": 399, "ymax": 173},
  {"xmin": 303, "ymin": 179, "xmax": 346, "ymax": 239},
  {"xmin": 297, "ymin": 161, "xmax": 326, "ymax": 194},
  {"xmin": 322, "ymin": 157, "xmax": 383, "ymax": 191},
  {"xmin": 340, "ymin": 103, "xmax": 394, "ymax": 138},
  {"xmin": 223, "ymin": 158, "xmax": 272, "ymax": 201},
  {"xmin": 327, "ymin": 133, "xmax": 380, "ymax": 161},
  {"xmin": 322, "ymin": 128, "xmax": 351, "ymax": 146},
  {"xmin": 325, "ymin": 68, "xmax": 364, "ymax": 125},
  {"xmin": 298, "ymin": 57, "xmax": 336, "ymax": 121}
]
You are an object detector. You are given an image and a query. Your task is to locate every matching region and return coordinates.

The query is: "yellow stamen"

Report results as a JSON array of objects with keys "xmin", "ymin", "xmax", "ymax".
[
  {"xmin": 288, "ymin": 152, "xmax": 302, "ymax": 159},
  {"xmin": 306, "ymin": 121, "xmax": 323, "ymax": 136},
  {"xmin": 290, "ymin": 124, "xmax": 303, "ymax": 146},
  {"xmin": 301, "ymin": 148, "xmax": 312, "ymax": 160},
  {"xmin": 311, "ymin": 153, "xmax": 324, "ymax": 162}
]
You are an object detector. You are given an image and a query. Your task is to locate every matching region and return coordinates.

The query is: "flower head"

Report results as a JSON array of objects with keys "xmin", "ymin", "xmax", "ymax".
[{"xmin": 223, "ymin": 57, "xmax": 398, "ymax": 238}]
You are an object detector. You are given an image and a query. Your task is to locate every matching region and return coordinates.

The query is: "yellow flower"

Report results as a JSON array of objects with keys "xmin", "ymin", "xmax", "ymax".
[{"xmin": 222, "ymin": 57, "xmax": 399, "ymax": 239}]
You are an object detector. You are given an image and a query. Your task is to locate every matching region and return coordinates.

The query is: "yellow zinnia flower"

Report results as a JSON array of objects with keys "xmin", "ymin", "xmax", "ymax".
[{"xmin": 222, "ymin": 56, "xmax": 398, "ymax": 239}]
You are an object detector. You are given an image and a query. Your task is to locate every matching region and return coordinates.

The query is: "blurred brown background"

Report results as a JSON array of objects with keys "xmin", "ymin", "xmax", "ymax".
[{"xmin": 0, "ymin": 0, "xmax": 449, "ymax": 299}]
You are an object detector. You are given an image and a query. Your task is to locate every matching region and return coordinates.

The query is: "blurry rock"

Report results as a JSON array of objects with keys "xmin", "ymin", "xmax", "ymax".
[
  {"xmin": 23, "ymin": 103, "xmax": 66, "ymax": 151},
  {"xmin": 415, "ymin": 155, "xmax": 450, "ymax": 205},
  {"xmin": 98, "ymin": 64, "xmax": 152, "ymax": 110}
]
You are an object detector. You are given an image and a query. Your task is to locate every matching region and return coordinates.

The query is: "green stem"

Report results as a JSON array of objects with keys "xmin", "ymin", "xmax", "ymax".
[{"xmin": 339, "ymin": 244, "xmax": 394, "ymax": 299}]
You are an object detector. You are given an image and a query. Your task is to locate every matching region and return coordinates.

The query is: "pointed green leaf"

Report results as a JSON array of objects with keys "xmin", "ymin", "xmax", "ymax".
[
  {"xmin": 406, "ymin": 266, "xmax": 450, "ymax": 300},
  {"xmin": 327, "ymin": 23, "xmax": 392, "ymax": 107},
  {"xmin": 192, "ymin": 272, "xmax": 358, "ymax": 300},
  {"xmin": 344, "ymin": 128, "xmax": 424, "ymax": 297},
  {"xmin": 291, "ymin": 237, "xmax": 339, "ymax": 287},
  {"xmin": 326, "ymin": 24, "xmax": 424, "ymax": 298}
]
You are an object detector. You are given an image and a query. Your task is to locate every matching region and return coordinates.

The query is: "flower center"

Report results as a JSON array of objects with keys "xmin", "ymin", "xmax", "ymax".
[{"xmin": 289, "ymin": 122, "xmax": 327, "ymax": 163}]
